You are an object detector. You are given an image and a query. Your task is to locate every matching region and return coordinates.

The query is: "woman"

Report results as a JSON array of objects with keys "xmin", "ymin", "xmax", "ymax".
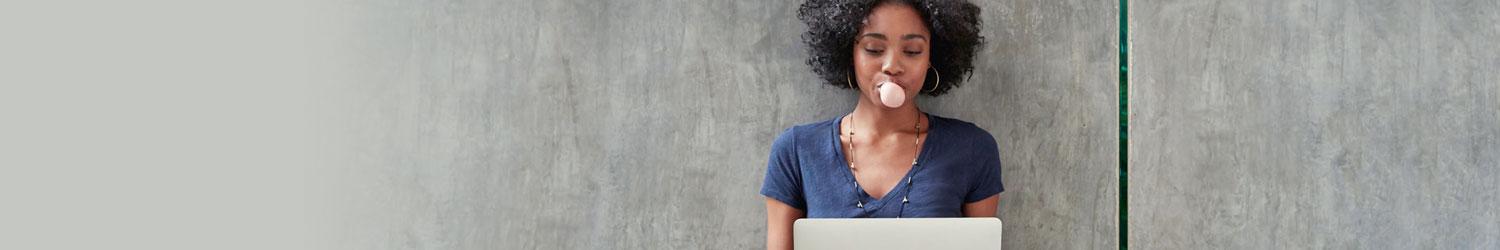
[{"xmin": 761, "ymin": 0, "xmax": 1000, "ymax": 248}]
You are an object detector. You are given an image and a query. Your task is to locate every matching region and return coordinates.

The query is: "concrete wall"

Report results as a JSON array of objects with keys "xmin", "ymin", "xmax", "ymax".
[
  {"xmin": 1129, "ymin": 0, "xmax": 1500, "ymax": 248},
  {"xmin": 314, "ymin": 0, "xmax": 1117, "ymax": 249}
]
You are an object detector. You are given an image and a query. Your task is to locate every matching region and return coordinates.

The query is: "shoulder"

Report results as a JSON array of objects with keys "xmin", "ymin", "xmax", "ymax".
[
  {"xmin": 930, "ymin": 114, "xmax": 999, "ymax": 153},
  {"xmin": 770, "ymin": 117, "xmax": 839, "ymax": 153}
]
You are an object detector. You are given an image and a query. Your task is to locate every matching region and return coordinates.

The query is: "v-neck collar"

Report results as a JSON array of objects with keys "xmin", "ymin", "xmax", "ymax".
[{"xmin": 829, "ymin": 112, "xmax": 941, "ymax": 210}]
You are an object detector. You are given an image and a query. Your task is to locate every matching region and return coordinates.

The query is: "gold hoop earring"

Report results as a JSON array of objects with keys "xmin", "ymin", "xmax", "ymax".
[
  {"xmin": 846, "ymin": 72, "xmax": 856, "ymax": 90},
  {"xmin": 924, "ymin": 67, "xmax": 942, "ymax": 93}
]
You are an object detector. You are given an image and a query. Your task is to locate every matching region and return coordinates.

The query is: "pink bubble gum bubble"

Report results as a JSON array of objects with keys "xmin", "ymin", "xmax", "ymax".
[{"xmin": 877, "ymin": 82, "xmax": 906, "ymax": 108}]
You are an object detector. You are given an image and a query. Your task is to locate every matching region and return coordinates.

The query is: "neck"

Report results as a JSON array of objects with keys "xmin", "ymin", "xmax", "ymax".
[{"xmin": 850, "ymin": 96, "xmax": 923, "ymax": 135}]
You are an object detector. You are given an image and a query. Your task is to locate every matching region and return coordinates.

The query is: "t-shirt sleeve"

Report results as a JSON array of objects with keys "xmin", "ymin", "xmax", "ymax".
[
  {"xmin": 965, "ymin": 133, "xmax": 1005, "ymax": 203},
  {"xmin": 760, "ymin": 127, "xmax": 806, "ymax": 210}
]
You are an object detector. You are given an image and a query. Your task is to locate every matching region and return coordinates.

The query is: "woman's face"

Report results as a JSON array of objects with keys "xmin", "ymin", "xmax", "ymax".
[{"xmin": 853, "ymin": 3, "xmax": 931, "ymax": 106}]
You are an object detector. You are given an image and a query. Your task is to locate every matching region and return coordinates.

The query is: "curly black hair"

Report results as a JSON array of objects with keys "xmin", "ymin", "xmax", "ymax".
[{"xmin": 798, "ymin": 0, "xmax": 984, "ymax": 96}]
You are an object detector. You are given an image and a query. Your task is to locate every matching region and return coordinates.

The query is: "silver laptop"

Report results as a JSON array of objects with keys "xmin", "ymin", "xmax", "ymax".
[{"xmin": 793, "ymin": 218, "xmax": 1003, "ymax": 250}]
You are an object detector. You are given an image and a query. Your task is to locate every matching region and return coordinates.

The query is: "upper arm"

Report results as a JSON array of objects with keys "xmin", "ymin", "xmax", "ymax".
[
  {"xmin": 766, "ymin": 197, "xmax": 804, "ymax": 250},
  {"xmin": 762, "ymin": 128, "xmax": 805, "ymax": 250},
  {"xmin": 964, "ymin": 130, "xmax": 1005, "ymax": 203},
  {"xmin": 761, "ymin": 127, "xmax": 806, "ymax": 210},
  {"xmin": 963, "ymin": 129, "xmax": 1003, "ymax": 217}
]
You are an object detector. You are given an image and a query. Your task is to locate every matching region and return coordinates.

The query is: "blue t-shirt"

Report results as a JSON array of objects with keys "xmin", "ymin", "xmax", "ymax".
[{"xmin": 760, "ymin": 113, "xmax": 1005, "ymax": 218}]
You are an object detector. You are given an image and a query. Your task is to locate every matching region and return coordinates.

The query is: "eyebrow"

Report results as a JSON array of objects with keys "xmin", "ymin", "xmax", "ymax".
[{"xmin": 858, "ymin": 33, "xmax": 929, "ymax": 41}]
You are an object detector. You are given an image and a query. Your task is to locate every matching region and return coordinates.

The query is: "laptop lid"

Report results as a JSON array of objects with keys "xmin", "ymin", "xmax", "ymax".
[{"xmin": 793, "ymin": 218, "xmax": 1003, "ymax": 250}]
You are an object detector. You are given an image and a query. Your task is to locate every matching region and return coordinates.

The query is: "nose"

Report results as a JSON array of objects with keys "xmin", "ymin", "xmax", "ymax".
[{"xmin": 880, "ymin": 55, "xmax": 904, "ymax": 77}]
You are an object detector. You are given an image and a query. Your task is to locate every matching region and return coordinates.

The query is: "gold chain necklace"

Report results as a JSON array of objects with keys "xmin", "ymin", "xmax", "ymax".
[{"xmin": 843, "ymin": 110, "xmax": 924, "ymax": 215}]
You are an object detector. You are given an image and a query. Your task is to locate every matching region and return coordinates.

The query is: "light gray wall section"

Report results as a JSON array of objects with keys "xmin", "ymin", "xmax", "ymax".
[
  {"xmin": 1129, "ymin": 0, "xmax": 1500, "ymax": 248},
  {"xmin": 965, "ymin": 1, "xmax": 1119, "ymax": 249},
  {"xmin": 315, "ymin": 0, "xmax": 1116, "ymax": 249}
]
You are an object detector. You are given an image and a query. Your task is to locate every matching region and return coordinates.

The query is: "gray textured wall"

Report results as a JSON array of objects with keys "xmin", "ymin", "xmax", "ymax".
[
  {"xmin": 1129, "ymin": 0, "xmax": 1500, "ymax": 248},
  {"xmin": 314, "ymin": 0, "xmax": 1117, "ymax": 249}
]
